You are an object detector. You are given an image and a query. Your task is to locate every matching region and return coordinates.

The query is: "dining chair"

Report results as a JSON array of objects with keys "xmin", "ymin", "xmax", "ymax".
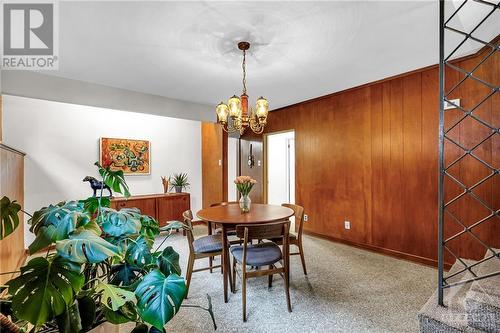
[
  {"xmin": 182, "ymin": 210, "xmax": 223, "ymax": 298},
  {"xmin": 206, "ymin": 201, "xmax": 242, "ymax": 271},
  {"xmin": 270, "ymin": 204, "xmax": 307, "ymax": 275},
  {"xmin": 230, "ymin": 221, "xmax": 291, "ymax": 322}
]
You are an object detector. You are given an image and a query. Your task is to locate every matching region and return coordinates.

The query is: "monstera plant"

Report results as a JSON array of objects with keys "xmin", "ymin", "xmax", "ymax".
[{"xmin": 0, "ymin": 163, "xmax": 215, "ymax": 333}]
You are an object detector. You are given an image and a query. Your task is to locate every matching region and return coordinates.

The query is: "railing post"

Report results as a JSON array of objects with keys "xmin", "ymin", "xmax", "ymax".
[{"xmin": 438, "ymin": 0, "xmax": 445, "ymax": 307}]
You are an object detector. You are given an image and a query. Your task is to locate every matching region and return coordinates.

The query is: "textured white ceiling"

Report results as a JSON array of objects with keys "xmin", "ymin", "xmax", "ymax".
[{"xmin": 41, "ymin": 0, "xmax": 498, "ymax": 111}]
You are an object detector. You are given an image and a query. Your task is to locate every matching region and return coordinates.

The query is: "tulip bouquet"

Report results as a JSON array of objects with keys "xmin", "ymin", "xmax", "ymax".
[
  {"xmin": 234, "ymin": 176, "xmax": 257, "ymax": 212},
  {"xmin": 234, "ymin": 176, "xmax": 257, "ymax": 196}
]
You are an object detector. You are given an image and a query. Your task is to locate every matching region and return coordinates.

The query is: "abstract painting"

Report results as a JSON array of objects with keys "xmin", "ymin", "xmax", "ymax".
[{"xmin": 100, "ymin": 138, "xmax": 150, "ymax": 175}]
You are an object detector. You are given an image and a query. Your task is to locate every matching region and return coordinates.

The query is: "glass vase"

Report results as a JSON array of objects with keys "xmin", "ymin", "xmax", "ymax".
[{"xmin": 239, "ymin": 194, "xmax": 251, "ymax": 213}]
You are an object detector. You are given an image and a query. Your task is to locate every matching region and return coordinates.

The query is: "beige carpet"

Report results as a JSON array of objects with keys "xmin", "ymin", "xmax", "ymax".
[{"xmin": 141, "ymin": 226, "xmax": 436, "ymax": 333}]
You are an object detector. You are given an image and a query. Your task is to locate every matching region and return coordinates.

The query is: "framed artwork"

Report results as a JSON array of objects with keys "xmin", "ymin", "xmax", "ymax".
[{"xmin": 100, "ymin": 138, "xmax": 151, "ymax": 175}]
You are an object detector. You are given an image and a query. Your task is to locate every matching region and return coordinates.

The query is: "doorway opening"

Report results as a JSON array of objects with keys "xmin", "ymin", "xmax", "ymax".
[{"xmin": 265, "ymin": 130, "xmax": 295, "ymax": 206}]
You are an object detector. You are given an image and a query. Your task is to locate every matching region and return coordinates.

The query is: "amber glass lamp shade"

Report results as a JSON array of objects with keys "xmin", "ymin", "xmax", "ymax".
[
  {"xmin": 255, "ymin": 96, "xmax": 269, "ymax": 119},
  {"xmin": 216, "ymin": 102, "xmax": 229, "ymax": 123},
  {"xmin": 228, "ymin": 95, "xmax": 242, "ymax": 118}
]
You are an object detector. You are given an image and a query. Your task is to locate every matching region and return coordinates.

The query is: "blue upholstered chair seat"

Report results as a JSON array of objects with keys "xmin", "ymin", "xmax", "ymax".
[
  {"xmin": 230, "ymin": 242, "xmax": 282, "ymax": 266},
  {"xmin": 193, "ymin": 235, "xmax": 223, "ymax": 253}
]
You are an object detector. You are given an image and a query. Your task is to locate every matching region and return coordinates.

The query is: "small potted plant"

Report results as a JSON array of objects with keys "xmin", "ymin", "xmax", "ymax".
[
  {"xmin": 169, "ymin": 173, "xmax": 190, "ymax": 193},
  {"xmin": 234, "ymin": 176, "xmax": 257, "ymax": 213}
]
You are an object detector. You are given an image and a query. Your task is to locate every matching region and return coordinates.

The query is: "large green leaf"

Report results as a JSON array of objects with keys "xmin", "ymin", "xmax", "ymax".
[
  {"xmin": 28, "ymin": 201, "xmax": 90, "ymax": 254},
  {"xmin": 140, "ymin": 215, "xmax": 160, "ymax": 242},
  {"xmin": 79, "ymin": 196, "xmax": 111, "ymax": 215},
  {"xmin": 7, "ymin": 256, "xmax": 84, "ymax": 326},
  {"xmin": 96, "ymin": 162, "xmax": 130, "ymax": 198},
  {"xmin": 55, "ymin": 301, "xmax": 82, "ymax": 333},
  {"xmin": 56, "ymin": 231, "xmax": 120, "ymax": 264},
  {"xmin": 29, "ymin": 224, "xmax": 62, "ymax": 254},
  {"xmin": 100, "ymin": 207, "xmax": 142, "ymax": 237},
  {"xmin": 126, "ymin": 236, "xmax": 153, "ymax": 266},
  {"xmin": 29, "ymin": 201, "xmax": 89, "ymax": 234},
  {"xmin": 157, "ymin": 246, "xmax": 181, "ymax": 276},
  {"xmin": 102, "ymin": 301, "xmax": 138, "ymax": 324},
  {"xmin": 135, "ymin": 270, "xmax": 186, "ymax": 330},
  {"xmin": 77, "ymin": 296, "xmax": 96, "ymax": 331},
  {"xmin": 95, "ymin": 282, "xmax": 136, "ymax": 311},
  {"xmin": 80, "ymin": 219, "xmax": 102, "ymax": 236},
  {"xmin": 109, "ymin": 263, "xmax": 142, "ymax": 287},
  {"xmin": 0, "ymin": 196, "xmax": 21, "ymax": 240}
]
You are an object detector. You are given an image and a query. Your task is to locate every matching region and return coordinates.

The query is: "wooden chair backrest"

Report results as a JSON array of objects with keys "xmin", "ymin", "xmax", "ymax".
[
  {"xmin": 235, "ymin": 221, "xmax": 290, "ymax": 267},
  {"xmin": 235, "ymin": 221, "xmax": 289, "ymax": 241},
  {"xmin": 282, "ymin": 203, "xmax": 305, "ymax": 238},
  {"xmin": 182, "ymin": 209, "xmax": 195, "ymax": 254},
  {"xmin": 210, "ymin": 201, "xmax": 239, "ymax": 207}
]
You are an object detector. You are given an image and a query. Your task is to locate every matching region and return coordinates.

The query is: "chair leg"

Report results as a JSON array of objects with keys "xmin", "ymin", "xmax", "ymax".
[
  {"xmin": 209, "ymin": 256, "xmax": 213, "ymax": 273},
  {"xmin": 242, "ymin": 272, "xmax": 247, "ymax": 322},
  {"xmin": 268, "ymin": 265, "xmax": 273, "ymax": 288},
  {"xmin": 232, "ymin": 257, "xmax": 237, "ymax": 292},
  {"xmin": 298, "ymin": 242, "xmax": 307, "ymax": 275},
  {"xmin": 185, "ymin": 254, "xmax": 195, "ymax": 299},
  {"xmin": 220, "ymin": 252, "xmax": 223, "ymax": 274},
  {"xmin": 284, "ymin": 267, "xmax": 292, "ymax": 312}
]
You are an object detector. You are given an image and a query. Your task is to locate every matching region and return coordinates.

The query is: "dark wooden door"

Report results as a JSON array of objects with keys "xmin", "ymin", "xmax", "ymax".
[
  {"xmin": 202, "ymin": 122, "xmax": 227, "ymax": 208},
  {"xmin": 240, "ymin": 138, "xmax": 263, "ymax": 203}
]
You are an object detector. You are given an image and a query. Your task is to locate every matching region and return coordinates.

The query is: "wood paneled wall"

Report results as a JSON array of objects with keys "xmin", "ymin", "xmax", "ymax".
[
  {"xmin": 0, "ymin": 144, "xmax": 26, "ymax": 283},
  {"xmin": 242, "ymin": 44, "xmax": 498, "ymax": 266}
]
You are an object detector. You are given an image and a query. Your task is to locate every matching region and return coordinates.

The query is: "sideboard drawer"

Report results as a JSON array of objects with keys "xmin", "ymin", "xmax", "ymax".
[
  {"xmin": 111, "ymin": 193, "xmax": 190, "ymax": 227},
  {"xmin": 113, "ymin": 198, "xmax": 156, "ymax": 217}
]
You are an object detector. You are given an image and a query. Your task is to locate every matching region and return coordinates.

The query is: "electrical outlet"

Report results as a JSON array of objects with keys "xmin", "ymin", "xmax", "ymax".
[
  {"xmin": 303, "ymin": 214, "xmax": 308, "ymax": 222},
  {"xmin": 344, "ymin": 220, "xmax": 351, "ymax": 230}
]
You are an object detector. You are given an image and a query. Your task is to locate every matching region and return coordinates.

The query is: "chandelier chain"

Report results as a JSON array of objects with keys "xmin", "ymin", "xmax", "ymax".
[{"xmin": 242, "ymin": 49, "xmax": 247, "ymax": 95}]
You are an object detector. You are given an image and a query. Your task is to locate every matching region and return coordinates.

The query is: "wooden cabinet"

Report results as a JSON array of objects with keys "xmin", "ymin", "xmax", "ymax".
[
  {"xmin": 202, "ymin": 122, "xmax": 227, "ymax": 208},
  {"xmin": 157, "ymin": 194, "xmax": 189, "ymax": 225},
  {"xmin": 113, "ymin": 198, "xmax": 156, "ymax": 217},
  {"xmin": 111, "ymin": 193, "xmax": 190, "ymax": 226}
]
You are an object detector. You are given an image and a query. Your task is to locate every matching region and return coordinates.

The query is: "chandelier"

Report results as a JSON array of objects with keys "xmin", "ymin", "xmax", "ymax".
[{"xmin": 215, "ymin": 41, "xmax": 269, "ymax": 134}]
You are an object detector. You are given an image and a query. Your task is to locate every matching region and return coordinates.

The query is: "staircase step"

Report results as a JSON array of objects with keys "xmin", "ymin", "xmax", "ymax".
[
  {"xmin": 418, "ymin": 259, "xmax": 483, "ymax": 332},
  {"xmin": 466, "ymin": 249, "xmax": 500, "ymax": 333}
]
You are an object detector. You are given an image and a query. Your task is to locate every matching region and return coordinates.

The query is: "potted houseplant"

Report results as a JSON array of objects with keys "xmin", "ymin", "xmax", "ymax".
[
  {"xmin": 0, "ymin": 163, "xmax": 215, "ymax": 333},
  {"xmin": 234, "ymin": 176, "xmax": 257, "ymax": 213},
  {"xmin": 169, "ymin": 173, "xmax": 190, "ymax": 193}
]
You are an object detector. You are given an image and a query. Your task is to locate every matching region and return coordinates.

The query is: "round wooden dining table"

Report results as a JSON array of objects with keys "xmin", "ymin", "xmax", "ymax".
[{"xmin": 197, "ymin": 203, "xmax": 294, "ymax": 303}]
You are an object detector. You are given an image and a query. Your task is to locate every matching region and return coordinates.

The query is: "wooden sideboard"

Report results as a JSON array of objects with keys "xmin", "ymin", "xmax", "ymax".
[{"xmin": 110, "ymin": 193, "xmax": 190, "ymax": 226}]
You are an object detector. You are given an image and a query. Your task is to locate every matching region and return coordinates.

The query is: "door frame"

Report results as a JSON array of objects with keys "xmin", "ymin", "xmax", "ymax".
[{"xmin": 263, "ymin": 129, "xmax": 295, "ymax": 205}]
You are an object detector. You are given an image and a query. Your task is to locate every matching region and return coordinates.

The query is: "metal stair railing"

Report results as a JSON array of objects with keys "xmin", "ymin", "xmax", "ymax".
[{"xmin": 438, "ymin": 0, "xmax": 499, "ymax": 306}]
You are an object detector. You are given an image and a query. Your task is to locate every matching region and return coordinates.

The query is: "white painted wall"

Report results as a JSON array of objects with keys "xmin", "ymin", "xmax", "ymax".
[
  {"xmin": 266, "ymin": 131, "xmax": 295, "ymax": 205},
  {"xmin": 2, "ymin": 95, "xmax": 202, "ymax": 248},
  {"xmin": 227, "ymin": 137, "xmax": 238, "ymax": 202}
]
